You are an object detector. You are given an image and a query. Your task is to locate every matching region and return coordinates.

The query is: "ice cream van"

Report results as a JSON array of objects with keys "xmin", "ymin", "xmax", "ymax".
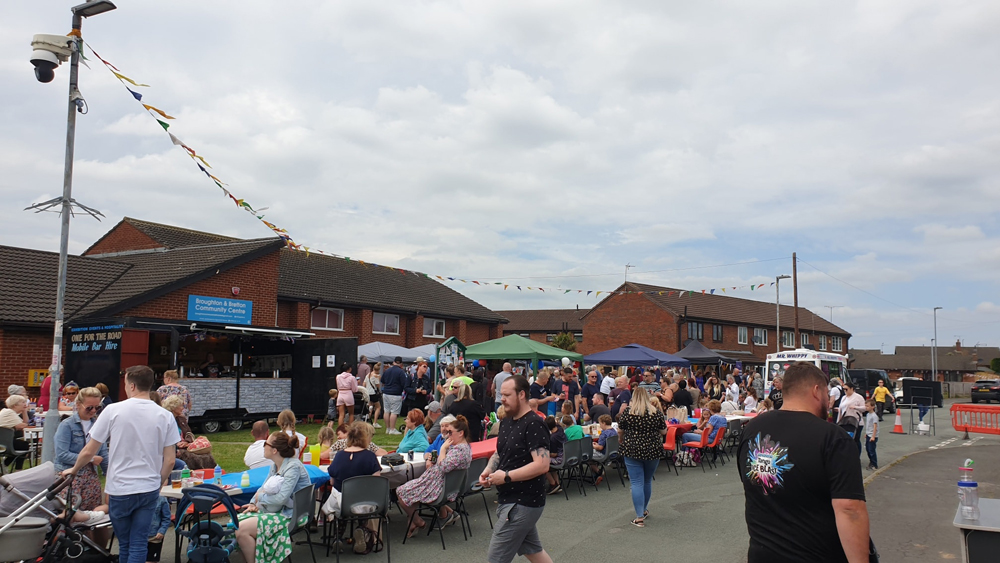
[{"xmin": 764, "ymin": 349, "xmax": 849, "ymax": 393}]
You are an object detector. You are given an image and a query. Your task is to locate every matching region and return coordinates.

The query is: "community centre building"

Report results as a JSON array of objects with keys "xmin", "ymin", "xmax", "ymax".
[{"xmin": 0, "ymin": 217, "xmax": 506, "ymax": 425}]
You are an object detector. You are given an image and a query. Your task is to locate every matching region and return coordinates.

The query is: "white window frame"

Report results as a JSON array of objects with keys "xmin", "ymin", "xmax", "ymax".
[
  {"xmin": 753, "ymin": 327, "xmax": 767, "ymax": 346},
  {"xmin": 423, "ymin": 318, "xmax": 446, "ymax": 339},
  {"xmin": 574, "ymin": 332, "xmax": 583, "ymax": 342},
  {"xmin": 801, "ymin": 333, "xmax": 809, "ymax": 346},
  {"xmin": 819, "ymin": 335, "xmax": 827, "ymax": 351},
  {"xmin": 518, "ymin": 333, "xmax": 530, "ymax": 338},
  {"xmin": 738, "ymin": 326, "xmax": 748, "ymax": 345},
  {"xmin": 782, "ymin": 330, "xmax": 795, "ymax": 348},
  {"xmin": 373, "ymin": 312, "xmax": 400, "ymax": 335},
  {"xmin": 832, "ymin": 336, "xmax": 844, "ymax": 352},
  {"xmin": 310, "ymin": 307, "xmax": 344, "ymax": 331},
  {"xmin": 546, "ymin": 333, "xmax": 555, "ymax": 342}
]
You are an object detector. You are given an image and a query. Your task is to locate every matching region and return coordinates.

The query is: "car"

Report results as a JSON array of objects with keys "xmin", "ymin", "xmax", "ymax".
[{"xmin": 971, "ymin": 379, "xmax": 1000, "ymax": 404}]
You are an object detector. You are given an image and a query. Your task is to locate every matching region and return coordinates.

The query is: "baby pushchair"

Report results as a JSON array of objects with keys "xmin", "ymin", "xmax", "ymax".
[
  {"xmin": 0, "ymin": 462, "xmax": 116, "ymax": 563},
  {"xmin": 174, "ymin": 485, "xmax": 240, "ymax": 563}
]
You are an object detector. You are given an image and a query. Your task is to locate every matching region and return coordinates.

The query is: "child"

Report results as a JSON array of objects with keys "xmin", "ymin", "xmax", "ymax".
[
  {"xmin": 561, "ymin": 415, "xmax": 584, "ymax": 441},
  {"xmin": 317, "ymin": 425, "xmax": 337, "ymax": 463},
  {"xmin": 145, "ymin": 496, "xmax": 171, "ymax": 563},
  {"xmin": 545, "ymin": 416, "xmax": 567, "ymax": 495},
  {"xmin": 590, "ymin": 415, "xmax": 617, "ymax": 481},
  {"xmin": 560, "ymin": 401, "xmax": 576, "ymax": 426},
  {"xmin": 865, "ymin": 399, "xmax": 879, "ymax": 470},
  {"xmin": 325, "ymin": 389, "xmax": 339, "ymax": 425}
]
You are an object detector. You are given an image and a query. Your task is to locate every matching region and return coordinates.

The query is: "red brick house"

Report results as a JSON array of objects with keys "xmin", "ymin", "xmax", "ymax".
[
  {"xmin": 496, "ymin": 308, "xmax": 589, "ymax": 345},
  {"xmin": 0, "ymin": 218, "xmax": 506, "ymax": 419},
  {"xmin": 579, "ymin": 282, "xmax": 850, "ymax": 365}
]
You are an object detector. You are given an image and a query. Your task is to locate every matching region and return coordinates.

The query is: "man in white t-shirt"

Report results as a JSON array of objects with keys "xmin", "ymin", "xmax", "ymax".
[
  {"xmin": 62, "ymin": 365, "xmax": 179, "ymax": 563},
  {"xmin": 599, "ymin": 369, "xmax": 616, "ymax": 399},
  {"xmin": 243, "ymin": 420, "xmax": 273, "ymax": 469}
]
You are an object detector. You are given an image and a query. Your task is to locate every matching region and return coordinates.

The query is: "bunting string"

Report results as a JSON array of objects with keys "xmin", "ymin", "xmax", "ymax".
[{"xmin": 85, "ymin": 39, "xmax": 786, "ymax": 300}]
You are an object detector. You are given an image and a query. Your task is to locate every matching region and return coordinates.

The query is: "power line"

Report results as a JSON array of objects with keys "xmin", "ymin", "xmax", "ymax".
[{"xmin": 468, "ymin": 257, "xmax": 789, "ymax": 281}]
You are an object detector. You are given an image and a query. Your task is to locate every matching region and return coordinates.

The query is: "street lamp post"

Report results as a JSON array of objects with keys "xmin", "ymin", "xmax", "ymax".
[
  {"xmin": 932, "ymin": 307, "xmax": 942, "ymax": 381},
  {"xmin": 32, "ymin": 0, "xmax": 116, "ymax": 464},
  {"xmin": 776, "ymin": 275, "xmax": 791, "ymax": 353}
]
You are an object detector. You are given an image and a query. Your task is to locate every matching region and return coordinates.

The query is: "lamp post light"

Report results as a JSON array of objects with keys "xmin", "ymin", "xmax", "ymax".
[
  {"xmin": 776, "ymin": 275, "xmax": 791, "ymax": 353},
  {"xmin": 932, "ymin": 307, "xmax": 942, "ymax": 381},
  {"xmin": 28, "ymin": 0, "xmax": 116, "ymax": 464}
]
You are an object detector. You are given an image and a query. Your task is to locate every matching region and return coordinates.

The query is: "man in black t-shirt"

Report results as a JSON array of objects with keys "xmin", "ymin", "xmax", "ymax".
[
  {"xmin": 529, "ymin": 370, "xmax": 556, "ymax": 413},
  {"xmin": 738, "ymin": 362, "xmax": 869, "ymax": 563},
  {"xmin": 673, "ymin": 379, "xmax": 694, "ymax": 416},
  {"xmin": 768, "ymin": 376, "xmax": 784, "ymax": 410},
  {"xmin": 481, "ymin": 375, "xmax": 552, "ymax": 563},
  {"xmin": 555, "ymin": 368, "xmax": 580, "ymax": 414}
]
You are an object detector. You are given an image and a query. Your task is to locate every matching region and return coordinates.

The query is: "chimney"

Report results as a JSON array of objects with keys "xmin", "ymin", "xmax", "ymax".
[{"xmin": 955, "ymin": 339, "xmax": 962, "ymax": 352}]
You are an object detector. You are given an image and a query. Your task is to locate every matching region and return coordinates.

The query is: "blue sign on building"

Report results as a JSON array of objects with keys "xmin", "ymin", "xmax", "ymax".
[{"xmin": 187, "ymin": 295, "xmax": 253, "ymax": 325}]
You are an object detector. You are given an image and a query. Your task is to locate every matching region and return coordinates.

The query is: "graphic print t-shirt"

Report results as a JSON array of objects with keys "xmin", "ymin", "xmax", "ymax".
[{"xmin": 737, "ymin": 410, "xmax": 865, "ymax": 563}]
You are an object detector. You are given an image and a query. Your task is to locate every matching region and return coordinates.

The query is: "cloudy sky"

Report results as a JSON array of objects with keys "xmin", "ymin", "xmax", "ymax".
[{"xmin": 3, "ymin": 1, "xmax": 999, "ymax": 352}]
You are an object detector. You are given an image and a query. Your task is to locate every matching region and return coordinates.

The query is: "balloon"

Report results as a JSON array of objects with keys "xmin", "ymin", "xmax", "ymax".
[
  {"xmin": 429, "ymin": 354, "xmax": 436, "ymax": 363},
  {"xmin": 561, "ymin": 357, "xmax": 571, "ymax": 367},
  {"xmin": 472, "ymin": 360, "xmax": 480, "ymax": 368}
]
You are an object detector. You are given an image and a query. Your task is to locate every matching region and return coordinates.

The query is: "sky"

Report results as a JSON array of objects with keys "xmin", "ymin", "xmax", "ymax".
[{"xmin": 2, "ymin": 1, "xmax": 999, "ymax": 353}]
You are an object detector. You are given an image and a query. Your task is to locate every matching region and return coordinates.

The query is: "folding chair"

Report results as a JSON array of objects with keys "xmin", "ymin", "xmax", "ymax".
[
  {"xmin": 456, "ymin": 457, "xmax": 493, "ymax": 534},
  {"xmin": 325, "ymin": 475, "xmax": 391, "ymax": 563},
  {"xmin": 681, "ymin": 431, "xmax": 711, "ymax": 473},
  {"xmin": 403, "ymin": 468, "xmax": 467, "ymax": 550},
  {"xmin": 288, "ymin": 485, "xmax": 317, "ymax": 563},
  {"xmin": 558, "ymin": 439, "xmax": 586, "ymax": 498}
]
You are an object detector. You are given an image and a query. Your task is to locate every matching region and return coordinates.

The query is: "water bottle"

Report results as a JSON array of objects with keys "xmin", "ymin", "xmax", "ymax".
[
  {"xmin": 240, "ymin": 471, "xmax": 250, "ymax": 488},
  {"xmin": 181, "ymin": 467, "xmax": 191, "ymax": 480},
  {"xmin": 958, "ymin": 458, "xmax": 980, "ymax": 520},
  {"xmin": 214, "ymin": 464, "xmax": 223, "ymax": 485}
]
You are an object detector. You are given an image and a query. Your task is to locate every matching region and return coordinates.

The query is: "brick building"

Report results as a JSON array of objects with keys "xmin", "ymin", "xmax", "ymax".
[
  {"xmin": 850, "ymin": 341, "xmax": 1000, "ymax": 382},
  {"xmin": 577, "ymin": 282, "xmax": 851, "ymax": 366},
  {"xmin": 0, "ymin": 218, "xmax": 506, "ymax": 422},
  {"xmin": 496, "ymin": 308, "xmax": 589, "ymax": 345}
]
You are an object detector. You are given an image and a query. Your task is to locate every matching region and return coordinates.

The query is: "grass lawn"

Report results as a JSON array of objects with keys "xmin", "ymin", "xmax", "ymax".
[{"xmin": 207, "ymin": 421, "xmax": 404, "ymax": 474}]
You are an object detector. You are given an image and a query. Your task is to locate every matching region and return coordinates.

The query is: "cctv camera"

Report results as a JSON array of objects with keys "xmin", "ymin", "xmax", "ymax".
[
  {"xmin": 29, "ymin": 34, "xmax": 73, "ymax": 83},
  {"xmin": 31, "ymin": 49, "xmax": 59, "ymax": 83}
]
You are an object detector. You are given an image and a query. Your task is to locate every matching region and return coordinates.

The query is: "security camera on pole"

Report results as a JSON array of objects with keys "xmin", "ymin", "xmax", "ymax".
[{"xmin": 26, "ymin": 1, "xmax": 116, "ymax": 464}]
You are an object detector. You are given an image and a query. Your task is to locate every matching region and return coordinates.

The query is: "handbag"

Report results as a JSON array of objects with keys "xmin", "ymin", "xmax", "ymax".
[
  {"xmin": 381, "ymin": 452, "xmax": 405, "ymax": 467},
  {"xmin": 187, "ymin": 436, "xmax": 212, "ymax": 455}
]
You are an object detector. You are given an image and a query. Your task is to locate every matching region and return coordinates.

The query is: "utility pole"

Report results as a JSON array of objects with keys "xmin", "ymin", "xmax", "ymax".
[
  {"xmin": 776, "ymin": 274, "xmax": 791, "ymax": 353},
  {"xmin": 624, "ymin": 263, "xmax": 633, "ymax": 288},
  {"xmin": 792, "ymin": 252, "xmax": 800, "ymax": 348}
]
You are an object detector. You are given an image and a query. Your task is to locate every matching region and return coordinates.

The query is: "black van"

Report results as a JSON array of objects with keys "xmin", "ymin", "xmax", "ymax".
[{"xmin": 846, "ymin": 369, "xmax": 896, "ymax": 413}]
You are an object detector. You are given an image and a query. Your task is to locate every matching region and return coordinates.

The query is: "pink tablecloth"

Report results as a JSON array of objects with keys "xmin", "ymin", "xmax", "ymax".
[{"xmin": 471, "ymin": 437, "xmax": 497, "ymax": 460}]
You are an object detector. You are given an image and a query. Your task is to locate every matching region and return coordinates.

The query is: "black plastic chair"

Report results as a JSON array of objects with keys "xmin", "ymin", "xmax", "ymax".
[
  {"xmin": 596, "ymin": 433, "xmax": 624, "ymax": 490},
  {"xmin": 174, "ymin": 484, "xmax": 240, "ymax": 563},
  {"xmin": 558, "ymin": 439, "xmax": 586, "ymax": 498},
  {"xmin": 287, "ymin": 484, "xmax": 317, "ymax": 563},
  {"xmin": 455, "ymin": 457, "xmax": 493, "ymax": 534},
  {"xmin": 0, "ymin": 428, "xmax": 29, "ymax": 472},
  {"xmin": 325, "ymin": 476, "xmax": 390, "ymax": 563},
  {"xmin": 403, "ymin": 468, "xmax": 468, "ymax": 550}
]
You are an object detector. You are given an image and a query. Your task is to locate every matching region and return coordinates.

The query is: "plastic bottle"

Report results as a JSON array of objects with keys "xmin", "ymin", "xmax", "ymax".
[
  {"xmin": 958, "ymin": 459, "xmax": 980, "ymax": 520},
  {"xmin": 181, "ymin": 467, "xmax": 191, "ymax": 480},
  {"xmin": 240, "ymin": 471, "xmax": 250, "ymax": 488},
  {"xmin": 214, "ymin": 464, "xmax": 223, "ymax": 485}
]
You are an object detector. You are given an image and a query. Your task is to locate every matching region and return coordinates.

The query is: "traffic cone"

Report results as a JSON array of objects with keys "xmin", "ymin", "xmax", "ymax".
[{"xmin": 890, "ymin": 409, "xmax": 906, "ymax": 434}]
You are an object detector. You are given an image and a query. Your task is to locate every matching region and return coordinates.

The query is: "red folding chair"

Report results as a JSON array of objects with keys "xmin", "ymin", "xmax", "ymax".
[{"xmin": 704, "ymin": 428, "xmax": 727, "ymax": 469}]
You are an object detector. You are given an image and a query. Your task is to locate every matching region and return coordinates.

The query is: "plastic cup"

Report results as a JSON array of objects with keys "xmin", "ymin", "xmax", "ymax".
[
  {"xmin": 171, "ymin": 480, "xmax": 182, "ymax": 489},
  {"xmin": 204, "ymin": 468, "xmax": 214, "ymax": 480}
]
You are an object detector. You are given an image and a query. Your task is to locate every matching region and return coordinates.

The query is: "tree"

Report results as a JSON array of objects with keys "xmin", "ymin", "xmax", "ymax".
[
  {"xmin": 551, "ymin": 332, "xmax": 577, "ymax": 352},
  {"xmin": 991, "ymin": 358, "xmax": 1000, "ymax": 373}
]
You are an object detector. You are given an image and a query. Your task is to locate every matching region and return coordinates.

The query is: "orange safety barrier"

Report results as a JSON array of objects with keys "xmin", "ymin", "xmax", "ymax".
[{"xmin": 950, "ymin": 404, "xmax": 1000, "ymax": 438}]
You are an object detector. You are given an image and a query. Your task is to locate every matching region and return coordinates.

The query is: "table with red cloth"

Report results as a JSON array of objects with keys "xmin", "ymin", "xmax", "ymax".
[{"xmin": 471, "ymin": 437, "xmax": 497, "ymax": 460}]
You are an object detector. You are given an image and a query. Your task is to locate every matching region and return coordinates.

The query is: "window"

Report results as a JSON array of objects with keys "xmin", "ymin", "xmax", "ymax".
[
  {"xmin": 819, "ymin": 335, "xmax": 827, "ymax": 351},
  {"xmin": 738, "ymin": 326, "xmax": 748, "ymax": 345},
  {"xmin": 712, "ymin": 325, "xmax": 724, "ymax": 342},
  {"xmin": 782, "ymin": 330, "xmax": 795, "ymax": 348},
  {"xmin": 310, "ymin": 307, "xmax": 344, "ymax": 331},
  {"xmin": 423, "ymin": 318, "xmax": 446, "ymax": 338},
  {"xmin": 753, "ymin": 327, "xmax": 767, "ymax": 345},
  {"xmin": 546, "ymin": 334, "xmax": 555, "ymax": 342},
  {"xmin": 687, "ymin": 322, "xmax": 704, "ymax": 341},
  {"xmin": 801, "ymin": 334, "xmax": 809, "ymax": 346},
  {"xmin": 574, "ymin": 333, "xmax": 584, "ymax": 342},
  {"xmin": 373, "ymin": 312, "xmax": 399, "ymax": 335},
  {"xmin": 832, "ymin": 336, "xmax": 843, "ymax": 352},
  {"xmin": 518, "ymin": 333, "xmax": 530, "ymax": 338}
]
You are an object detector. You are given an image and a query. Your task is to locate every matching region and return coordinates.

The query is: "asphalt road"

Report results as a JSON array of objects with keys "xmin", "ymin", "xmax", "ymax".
[{"xmin": 160, "ymin": 400, "xmax": 999, "ymax": 562}]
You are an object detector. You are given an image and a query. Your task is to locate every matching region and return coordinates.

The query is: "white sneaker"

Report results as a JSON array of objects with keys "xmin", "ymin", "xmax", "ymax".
[
  {"xmin": 78, "ymin": 510, "xmax": 110, "ymax": 527},
  {"xmin": 386, "ymin": 429, "xmax": 401, "ymax": 435},
  {"xmin": 372, "ymin": 423, "xmax": 382, "ymax": 428}
]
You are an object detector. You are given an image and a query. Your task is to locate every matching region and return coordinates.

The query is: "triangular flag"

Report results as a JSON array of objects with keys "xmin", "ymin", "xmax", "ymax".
[
  {"xmin": 564, "ymin": 290, "xmax": 571, "ymax": 294},
  {"xmin": 156, "ymin": 119, "xmax": 169, "ymax": 131},
  {"xmin": 436, "ymin": 276, "xmax": 444, "ymax": 280},
  {"xmin": 472, "ymin": 281, "xmax": 480, "ymax": 285},
  {"xmin": 190, "ymin": 154, "xmax": 211, "ymax": 168},
  {"xmin": 539, "ymin": 288, "xmax": 544, "ymax": 292},
  {"xmin": 517, "ymin": 286, "xmax": 522, "ymax": 291},
  {"xmin": 112, "ymin": 72, "xmax": 148, "ymax": 87},
  {"xmin": 143, "ymin": 104, "xmax": 174, "ymax": 119},
  {"xmin": 701, "ymin": 290, "xmax": 706, "ymax": 294},
  {"xmin": 750, "ymin": 285, "xmax": 755, "ymax": 291},
  {"xmin": 504, "ymin": 285, "xmax": 508, "ymax": 290},
  {"xmin": 168, "ymin": 133, "xmax": 183, "ymax": 146},
  {"xmin": 721, "ymin": 288, "xmax": 726, "ymax": 293},
  {"xmin": 126, "ymin": 87, "xmax": 142, "ymax": 101},
  {"xmin": 758, "ymin": 284, "xmax": 765, "ymax": 289},
  {"xmin": 587, "ymin": 291, "xmax": 592, "ymax": 295}
]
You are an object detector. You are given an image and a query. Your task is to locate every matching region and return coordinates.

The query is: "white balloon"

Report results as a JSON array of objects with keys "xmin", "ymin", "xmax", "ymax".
[{"xmin": 561, "ymin": 357, "xmax": 571, "ymax": 367}]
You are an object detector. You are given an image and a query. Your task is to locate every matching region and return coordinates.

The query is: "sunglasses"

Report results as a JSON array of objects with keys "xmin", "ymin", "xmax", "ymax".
[
  {"xmin": 64, "ymin": 392, "xmax": 78, "ymax": 396},
  {"xmin": 83, "ymin": 405, "xmax": 103, "ymax": 413},
  {"xmin": 264, "ymin": 442, "xmax": 275, "ymax": 449}
]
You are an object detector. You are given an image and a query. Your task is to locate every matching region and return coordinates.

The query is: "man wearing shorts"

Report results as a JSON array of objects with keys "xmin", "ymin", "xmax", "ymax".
[
  {"xmin": 480, "ymin": 375, "xmax": 552, "ymax": 563},
  {"xmin": 381, "ymin": 357, "xmax": 407, "ymax": 434}
]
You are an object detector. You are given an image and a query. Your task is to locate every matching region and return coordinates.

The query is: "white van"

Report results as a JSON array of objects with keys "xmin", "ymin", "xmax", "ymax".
[{"xmin": 764, "ymin": 349, "xmax": 849, "ymax": 393}]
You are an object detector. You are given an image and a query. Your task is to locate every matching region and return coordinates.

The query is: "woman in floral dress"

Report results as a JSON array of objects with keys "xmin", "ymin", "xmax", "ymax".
[
  {"xmin": 156, "ymin": 370, "xmax": 192, "ymax": 418},
  {"xmin": 236, "ymin": 432, "xmax": 312, "ymax": 563},
  {"xmin": 397, "ymin": 415, "xmax": 472, "ymax": 537}
]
